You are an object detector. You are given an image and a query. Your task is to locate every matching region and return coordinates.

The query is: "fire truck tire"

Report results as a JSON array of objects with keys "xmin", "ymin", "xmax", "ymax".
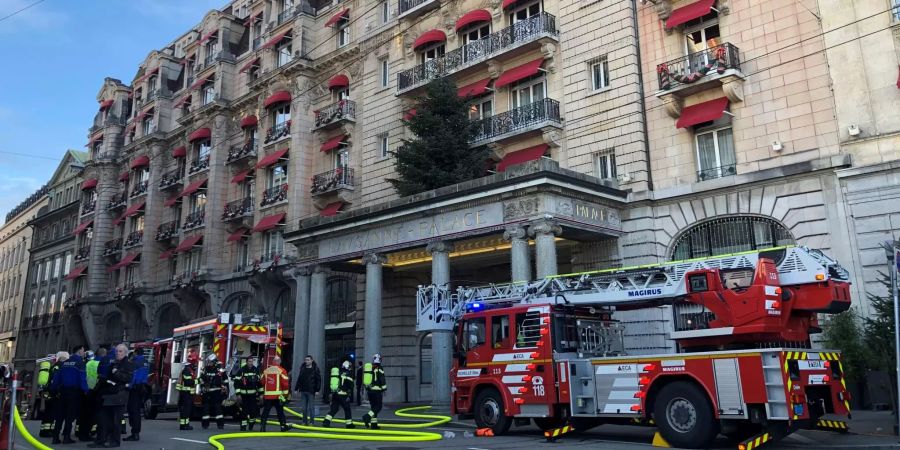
[
  {"xmin": 473, "ymin": 388, "xmax": 513, "ymax": 435},
  {"xmin": 143, "ymin": 399, "xmax": 158, "ymax": 420},
  {"xmin": 653, "ymin": 381, "xmax": 718, "ymax": 449}
]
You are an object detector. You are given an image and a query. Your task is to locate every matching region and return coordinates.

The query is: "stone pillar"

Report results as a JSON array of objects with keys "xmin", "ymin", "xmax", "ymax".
[
  {"xmin": 503, "ymin": 225, "xmax": 531, "ymax": 282},
  {"xmin": 426, "ymin": 241, "xmax": 453, "ymax": 409},
  {"xmin": 290, "ymin": 267, "xmax": 312, "ymax": 379},
  {"xmin": 529, "ymin": 219, "xmax": 562, "ymax": 278},
  {"xmin": 307, "ymin": 266, "xmax": 328, "ymax": 370},
  {"xmin": 363, "ymin": 253, "xmax": 386, "ymax": 363}
]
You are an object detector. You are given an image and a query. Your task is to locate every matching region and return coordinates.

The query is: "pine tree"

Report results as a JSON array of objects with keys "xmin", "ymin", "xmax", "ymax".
[
  {"xmin": 823, "ymin": 309, "xmax": 870, "ymax": 383},
  {"xmin": 387, "ymin": 78, "xmax": 491, "ymax": 197}
]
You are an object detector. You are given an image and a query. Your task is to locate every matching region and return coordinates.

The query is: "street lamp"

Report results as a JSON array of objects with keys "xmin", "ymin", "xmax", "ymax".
[{"xmin": 881, "ymin": 240, "xmax": 900, "ymax": 436}]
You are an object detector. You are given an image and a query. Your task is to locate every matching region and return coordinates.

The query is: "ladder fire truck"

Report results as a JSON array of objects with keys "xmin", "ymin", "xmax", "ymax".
[{"xmin": 417, "ymin": 246, "xmax": 853, "ymax": 448}]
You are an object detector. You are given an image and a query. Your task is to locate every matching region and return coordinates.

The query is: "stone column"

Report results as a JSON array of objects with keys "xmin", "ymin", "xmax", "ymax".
[
  {"xmin": 363, "ymin": 253, "xmax": 387, "ymax": 363},
  {"xmin": 307, "ymin": 266, "xmax": 328, "ymax": 370},
  {"xmin": 426, "ymin": 241, "xmax": 453, "ymax": 409},
  {"xmin": 529, "ymin": 219, "xmax": 562, "ymax": 278},
  {"xmin": 503, "ymin": 225, "xmax": 531, "ymax": 283},
  {"xmin": 290, "ymin": 266, "xmax": 312, "ymax": 379}
]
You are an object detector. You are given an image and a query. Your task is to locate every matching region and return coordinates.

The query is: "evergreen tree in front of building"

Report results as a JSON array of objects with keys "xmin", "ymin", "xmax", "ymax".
[{"xmin": 387, "ymin": 78, "xmax": 490, "ymax": 197}]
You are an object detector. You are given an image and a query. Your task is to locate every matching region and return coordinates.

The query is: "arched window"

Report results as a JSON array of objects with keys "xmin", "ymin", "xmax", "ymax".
[
  {"xmin": 157, "ymin": 303, "xmax": 184, "ymax": 338},
  {"xmin": 670, "ymin": 216, "xmax": 794, "ymax": 260},
  {"xmin": 325, "ymin": 277, "xmax": 355, "ymax": 324},
  {"xmin": 272, "ymin": 288, "xmax": 294, "ymax": 328},
  {"xmin": 222, "ymin": 292, "xmax": 254, "ymax": 317},
  {"xmin": 419, "ymin": 333, "xmax": 432, "ymax": 385}
]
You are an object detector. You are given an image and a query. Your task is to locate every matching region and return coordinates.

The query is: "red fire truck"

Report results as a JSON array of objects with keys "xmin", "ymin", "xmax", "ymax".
[{"xmin": 418, "ymin": 246, "xmax": 854, "ymax": 449}]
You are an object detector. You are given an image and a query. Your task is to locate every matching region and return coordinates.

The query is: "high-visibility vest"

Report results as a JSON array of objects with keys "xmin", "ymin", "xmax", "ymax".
[
  {"xmin": 176, "ymin": 366, "xmax": 196, "ymax": 392},
  {"xmin": 262, "ymin": 365, "xmax": 289, "ymax": 400},
  {"xmin": 86, "ymin": 360, "xmax": 99, "ymax": 389}
]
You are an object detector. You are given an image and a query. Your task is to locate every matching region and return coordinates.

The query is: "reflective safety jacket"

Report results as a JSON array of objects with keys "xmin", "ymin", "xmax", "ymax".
[
  {"xmin": 236, "ymin": 364, "xmax": 262, "ymax": 396},
  {"xmin": 176, "ymin": 365, "xmax": 197, "ymax": 392},
  {"xmin": 366, "ymin": 365, "xmax": 387, "ymax": 392},
  {"xmin": 200, "ymin": 361, "xmax": 226, "ymax": 393},
  {"xmin": 262, "ymin": 365, "xmax": 289, "ymax": 400},
  {"xmin": 86, "ymin": 360, "xmax": 99, "ymax": 389}
]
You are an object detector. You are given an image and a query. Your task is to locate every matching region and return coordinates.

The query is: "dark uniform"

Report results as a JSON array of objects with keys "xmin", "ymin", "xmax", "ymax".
[
  {"xmin": 176, "ymin": 361, "xmax": 197, "ymax": 430},
  {"xmin": 51, "ymin": 354, "xmax": 89, "ymax": 443},
  {"xmin": 200, "ymin": 358, "xmax": 226, "ymax": 430},
  {"xmin": 123, "ymin": 354, "xmax": 148, "ymax": 441},
  {"xmin": 92, "ymin": 354, "xmax": 134, "ymax": 448},
  {"xmin": 322, "ymin": 363, "xmax": 354, "ymax": 428},
  {"xmin": 38, "ymin": 360, "xmax": 59, "ymax": 437},
  {"xmin": 362, "ymin": 362, "xmax": 387, "ymax": 429},
  {"xmin": 236, "ymin": 360, "xmax": 262, "ymax": 431}
]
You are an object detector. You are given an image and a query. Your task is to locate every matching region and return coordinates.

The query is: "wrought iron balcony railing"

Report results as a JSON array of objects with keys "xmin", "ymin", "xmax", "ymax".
[
  {"xmin": 697, "ymin": 163, "xmax": 737, "ymax": 182},
  {"xmin": 81, "ymin": 200, "xmax": 96, "ymax": 215},
  {"xmin": 399, "ymin": 0, "xmax": 436, "ymax": 16},
  {"xmin": 107, "ymin": 192, "xmax": 127, "ymax": 210},
  {"xmin": 260, "ymin": 183, "xmax": 288, "ymax": 207},
  {"xmin": 130, "ymin": 180, "xmax": 149, "ymax": 198},
  {"xmin": 103, "ymin": 238, "xmax": 122, "ymax": 257},
  {"xmin": 311, "ymin": 167, "xmax": 354, "ymax": 195},
  {"xmin": 223, "ymin": 197, "xmax": 254, "ymax": 220},
  {"xmin": 264, "ymin": 121, "xmax": 291, "ymax": 144},
  {"xmin": 314, "ymin": 100, "xmax": 356, "ymax": 129},
  {"xmin": 189, "ymin": 154, "xmax": 211, "ymax": 174},
  {"xmin": 276, "ymin": 7, "xmax": 297, "ymax": 25},
  {"xmin": 183, "ymin": 209, "xmax": 206, "ymax": 230},
  {"xmin": 123, "ymin": 230, "xmax": 144, "ymax": 248},
  {"xmin": 159, "ymin": 169, "xmax": 184, "ymax": 190},
  {"xmin": 471, "ymin": 98, "xmax": 561, "ymax": 143},
  {"xmin": 656, "ymin": 43, "xmax": 741, "ymax": 92},
  {"xmin": 226, "ymin": 139, "xmax": 258, "ymax": 164},
  {"xmin": 397, "ymin": 13, "xmax": 558, "ymax": 92},
  {"xmin": 259, "ymin": 251, "xmax": 283, "ymax": 264},
  {"xmin": 75, "ymin": 245, "xmax": 91, "ymax": 261},
  {"xmin": 156, "ymin": 220, "xmax": 179, "ymax": 241}
]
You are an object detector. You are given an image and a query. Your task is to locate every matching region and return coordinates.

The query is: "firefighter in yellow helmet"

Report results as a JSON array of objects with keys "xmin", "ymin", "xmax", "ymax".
[
  {"xmin": 323, "ymin": 359, "xmax": 354, "ymax": 428},
  {"xmin": 362, "ymin": 353, "xmax": 387, "ymax": 429}
]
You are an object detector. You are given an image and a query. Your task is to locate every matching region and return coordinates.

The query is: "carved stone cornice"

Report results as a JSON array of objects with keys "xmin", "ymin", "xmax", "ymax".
[
  {"xmin": 426, "ymin": 241, "xmax": 455, "ymax": 254},
  {"xmin": 363, "ymin": 252, "xmax": 388, "ymax": 265}
]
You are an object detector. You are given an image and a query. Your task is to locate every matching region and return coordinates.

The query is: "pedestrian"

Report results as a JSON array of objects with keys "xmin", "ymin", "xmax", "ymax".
[
  {"xmin": 51, "ymin": 347, "xmax": 87, "ymax": 444},
  {"xmin": 77, "ymin": 350, "xmax": 98, "ymax": 442},
  {"xmin": 322, "ymin": 359, "xmax": 354, "ymax": 428},
  {"xmin": 36, "ymin": 356, "xmax": 59, "ymax": 437},
  {"xmin": 293, "ymin": 355, "xmax": 321, "ymax": 426},
  {"xmin": 236, "ymin": 356, "xmax": 262, "ymax": 431},
  {"xmin": 259, "ymin": 356, "xmax": 290, "ymax": 432},
  {"xmin": 355, "ymin": 361, "xmax": 364, "ymax": 406},
  {"xmin": 176, "ymin": 352, "xmax": 199, "ymax": 430},
  {"xmin": 200, "ymin": 353, "xmax": 226, "ymax": 430},
  {"xmin": 90, "ymin": 348, "xmax": 108, "ymax": 444},
  {"xmin": 90, "ymin": 344, "xmax": 133, "ymax": 449},
  {"xmin": 123, "ymin": 352, "xmax": 148, "ymax": 441},
  {"xmin": 362, "ymin": 354, "xmax": 387, "ymax": 430}
]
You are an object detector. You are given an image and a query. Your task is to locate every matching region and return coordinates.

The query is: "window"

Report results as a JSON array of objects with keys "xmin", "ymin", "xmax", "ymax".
[
  {"xmin": 419, "ymin": 333, "xmax": 432, "ymax": 384},
  {"xmin": 191, "ymin": 193, "xmax": 207, "ymax": 213},
  {"xmin": 53, "ymin": 256, "xmax": 61, "ymax": 279},
  {"xmin": 461, "ymin": 317, "xmax": 486, "ymax": 351},
  {"xmin": 265, "ymin": 230, "xmax": 284, "ymax": 257},
  {"xmin": 333, "ymin": 148, "xmax": 350, "ymax": 169},
  {"xmin": 509, "ymin": 0, "xmax": 541, "ymax": 24},
  {"xmin": 684, "ymin": 7, "xmax": 720, "ymax": 70},
  {"xmin": 205, "ymin": 40, "xmax": 217, "ymax": 62},
  {"xmin": 64, "ymin": 253, "xmax": 72, "ymax": 276},
  {"xmin": 591, "ymin": 57, "xmax": 610, "ymax": 90},
  {"xmin": 274, "ymin": 104, "xmax": 291, "ymax": 127},
  {"xmin": 491, "ymin": 315, "xmax": 510, "ymax": 348},
  {"xmin": 379, "ymin": 58, "xmax": 389, "ymax": 88},
  {"xmin": 695, "ymin": 126, "xmax": 735, "ymax": 181},
  {"xmin": 195, "ymin": 139, "xmax": 212, "ymax": 160},
  {"xmin": 38, "ymin": 295, "xmax": 46, "ymax": 316},
  {"xmin": 671, "ymin": 216, "xmax": 795, "ymax": 260},
  {"xmin": 139, "ymin": 168, "xmax": 150, "ymax": 183},
  {"xmin": 44, "ymin": 260, "xmax": 50, "ymax": 281},
  {"xmin": 510, "ymin": 77, "xmax": 545, "ymax": 109},
  {"xmin": 378, "ymin": 133, "xmax": 390, "ymax": 158},
  {"xmin": 419, "ymin": 43, "xmax": 445, "ymax": 64},
  {"xmin": 237, "ymin": 239, "xmax": 250, "ymax": 270},
  {"xmin": 201, "ymin": 81, "xmax": 216, "ymax": 105},
  {"xmin": 281, "ymin": 0, "xmax": 294, "ymax": 12},
  {"xmin": 381, "ymin": 1, "xmax": 390, "ymax": 23},
  {"xmin": 334, "ymin": 87, "xmax": 350, "ymax": 102},
  {"xmin": 59, "ymin": 291, "xmax": 66, "ymax": 311},
  {"xmin": 514, "ymin": 311, "xmax": 541, "ymax": 348},
  {"xmin": 337, "ymin": 19, "xmax": 350, "ymax": 48},
  {"xmin": 48, "ymin": 293, "xmax": 56, "ymax": 314},
  {"xmin": 131, "ymin": 214, "xmax": 145, "ymax": 233},
  {"xmin": 594, "ymin": 151, "xmax": 616, "ymax": 180},
  {"xmin": 186, "ymin": 250, "xmax": 201, "ymax": 272},
  {"xmin": 468, "ymin": 97, "xmax": 493, "ymax": 120},
  {"xmin": 141, "ymin": 117, "xmax": 154, "ymax": 135},
  {"xmin": 125, "ymin": 265, "xmax": 137, "ymax": 285},
  {"xmin": 462, "ymin": 23, "xmax": 489, "ymax": 45},
  {"xmin": 248, "ymin": 65, "xmax": 261, "ymax": 82},
  {"xmin": 268, "ymin": 163, "xmax": 288, "ymax": 188},
  {"xmin": 276, "ymin": 41, "xmax": 292, "ymax": 67}
]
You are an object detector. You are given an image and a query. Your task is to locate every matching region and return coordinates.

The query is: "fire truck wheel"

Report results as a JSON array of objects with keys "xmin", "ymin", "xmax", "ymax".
[
  {"xmin": 143, "ymin": 399, "xmax": 158, "ymax": 420},
  {"xmin": 473, "ymin": 388, "xmax": 512, "ymax": 435},
  {"xmin": 653, "ymin": 381, "xmax": 718, "ymax": 449}
]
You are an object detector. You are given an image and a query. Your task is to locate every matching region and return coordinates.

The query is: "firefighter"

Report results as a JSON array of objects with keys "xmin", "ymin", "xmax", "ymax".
[
  {"xmin": 236, "ymin": 356, "xmax": 262, "ymax": 431},
  {"xmin": 260, "ymin": 356, "xmax": 290, "ymax": 432},
  {"xmin": 37, "ymin": 355, "xmax": 63, "ymax": 438},
  {"xmin": 362, "ymin": 354, "xmax": 387, "ymax": 429},
  {"xmin": 51, "ymin": 347, "xmax": 88, "ymax": 444},
  {"xmin": 176, "ymin": 352, "xmax": 198, "ymax": 430},
  {"xmin": 200, "ymin": 353, "xmax": 226, "ymax": 430},
  {"xmin": 123, "ymin": 352, "xmax": 148, "ymax": 441},
  {"xmin": 322, "ymin": 360, "xmax": 354, "ymax": 428}
]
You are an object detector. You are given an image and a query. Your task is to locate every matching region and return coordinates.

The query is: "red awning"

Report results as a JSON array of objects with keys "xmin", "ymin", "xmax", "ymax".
[
  {"xmin": 172, "ymin": 146, "xmax": 187, "ymax": 158},
  {"xmin": 134, "ymin": 107, "xmax": 154, "ymax": 122},
  {"xmin": 325, "ymin": 8, "xmax": 349, "ymax": 27},
  {"xmin": 495, "ymin": 58, "xmax": 545, "ymax": 88},
  {"xmin": 86, "ymin": 132, "xmax": 103, "ymax": 147},
  {"xmin": 183, "ymin": 54, "xmax": 195, "ymax": 65},
  {"xmin": 320, "ymin": 201, "xmax": 344, "ymax": 217},
  {"xmin": 896, "ymin": 65, "xmax": 900, "ymax": 89},
  {"xmin": 227, "ymin": 228, "xmax": 249, "ymax": 242},
  {"xmin": 130, "ymin": 155, "xmax": 150, "ymax": 169},
  {"xmin": 125, "ymin": 122, "xmax": 135, "ymax": 133},
  {"xmin": 123, "ymin": 200, "xmax": 146, "ymax": 218},
  {"xmin": 81, "ymin": 179, "xmax": 98, "ymax": 190},
  {"xmin": 502, "ymin": 0, "xmax": 527, "ymax": 9},
  {"xmin": 199, "ymin": 29, "xmax": 219, "ymax": 43},
  {"xmin": 240, "ymin": 115, "xmax": 258, "ymax": 128},
  {"xmin": 188, "ymin": 127, "xmax": 211, "ymax": 142},
  {"xmin": 666, "ymin": 0, "xmax": 716, "ymax": 29},
  {"xmin": 164, "ymin": 196, "xmax": 180, "ymax": 207},
  {"xmin": 320, "ymin": 134, "xmax": 348, "ymax": 153},
  {"xmin": 497, "ymin": 144, "xmax": 548, "ymax": 172},
  {"xmin": 264, "ymin": 91, "xmax": 292, "ymax": 108},
  {"xmin": 99, "ymin": 99, "xmax": 114, "ymax": 111},
  {"xmin": 159, "ymin": 250, "xmax": 175, "ymax": 261},
  {"xmin": 252, "ymin": 212, "xmax": 286, "ymax": 233},
  {"xmin": 107, "ymin": 253, "xmax": 140, "ymax": 273},
  {"xmin": 134, "ymin": 67, "xmax": 159, "ymax": 85},
  {"xmin": 72, "ymin": 219, "xmax": 93, "ymax": 236},
  {"xmin": 173, "ymin": 94, "xmax": 192, "ymax": 108},
  {"xmin": 243, "ymin": 11, "xmax": 263, "ymax": 26},
  {"xmin": 456, "ymin": 9, "xmax": 492, "ymax": 31},
  {"xmin": 458, "ymin": 78, "xmax": 492, "ymax": 98},
  {"xmin": 231, "ymin": 170, "xmax": 253, "ymax": 184},
  {"xmin": 175, "ymin": 234, "xmax": 204, "ymax": 253},
  {"xmin": 413, "ymin": 29, "xmax": 447, "ymax": 50},
  {"xmin": 262, "ymin": 30, "xmax": 291, "ymax": 49},
  {"xmin": 179, "ymin": 178, "xmax": 208, "ymax": 197},
  {"xmin": 190, "ymin": 74, "xmax": 214, "ymax": 90},
  {"xmin": 119, "ymin": 171, "xmax": 130, "ymax": 182},
  {"xmin": 239, "ymin": 57, "xmax": 261, "ymax": 73},
  {"xmin": 676, "ymin": 97, "xmax": 729, "ymax": 128},
  {"xmin": 403, "ymin": 108, "xmax": 417, "ymax": 120},
  {"xmin": 255, "ymin": 148, "xmax": 289, "ymax": 169},
  {"xmin": 113, "ymin": 213, "xmax": 126, "ymax": 226},
  {"xmin": 64, "ymin": 265, "xmax": 87, "ymax": 281},
  {"xmin": 328, "ymin": 74, "xmax": 349, "ymax": 89}
]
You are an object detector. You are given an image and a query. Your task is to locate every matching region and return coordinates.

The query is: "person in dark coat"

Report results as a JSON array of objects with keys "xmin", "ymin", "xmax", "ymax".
[
  {"xmin": 293, "ymin": 355, "xmax": 321, "ymax": 426},
  {"xmin": 355, "ymin": 361, "xmax": 364, "ymax": 406},
  {"xmin": 89, "ymin": 344, "xmax": 134, "ymax": 448},
  {"xmin": 51, "ymin": 347, "xmax": 88, "ymax": 444},
  {"xmin": 123, "ymin": 353, "xmax": 148, "ymax": 441}
]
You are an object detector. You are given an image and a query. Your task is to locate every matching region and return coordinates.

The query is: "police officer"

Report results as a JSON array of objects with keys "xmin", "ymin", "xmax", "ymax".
[
  {"xmin": 90, "ymin": 344, "xmax": 134, "ymax": 449},
  {"xmin": 51, "ymin": 348, "xmax": 87, "ymax": 444},
  {"xmin": 77, "ymin": 351, "xmax": 98, "ymax": 441},
  {"xmin": 322, "ymin": 360, "xmax": 354, "ymax": 428},
  {"xmin": 236, "ymin": 356, "xmax": 262, "ymax": 431},
  {"xmin": 176, "ymin": 352, "xmax": 198, "ymax": 430},
  {"xmin": 362, "ymin": 354, "xmax": 387, "ymax": 429},
  {"xmin": 123, "ymin": 352, "xmax": 148, "ymax": 441},
  {"xmin": 260, "ymin": 356, "xmax": 290, "ymax": 432},
  {"xmin": 200, "ymin": 353, "xmax": 226, "ymax": 430},
  {"xmin": 36, "ymin": 357, "xmax": 58, "ymax": 437}
]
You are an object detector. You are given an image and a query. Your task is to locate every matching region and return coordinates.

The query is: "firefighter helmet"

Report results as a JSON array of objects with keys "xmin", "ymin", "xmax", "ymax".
[
  {"xmin": 207, "ymin": 353, "xmax": 218, "ymax": 362},
  {"xmin": 373, "ymin": 353, "xmax": 382, "ymax": 365},
  {"xmin": 341, "ymin": 360, "xmax": 351, "ymax": 371}
]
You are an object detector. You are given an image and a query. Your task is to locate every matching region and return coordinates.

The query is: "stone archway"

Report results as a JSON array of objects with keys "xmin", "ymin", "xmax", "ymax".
[
  {"xmin": 272, "ymin": 287, "xmax": 294, "ymax": 329},
  {"xmin": 156, "ymin": 303, "xmax": 185, "ymax": 338},
  {"xmin": 222, "ymin": 292, "xmax": 256, "ymax": 317},
  {"xmin": 102, "ymin": 312, "xmax": 124, "ymax": 346},
  {"xmin": 669, "ymin": 215, "xmax": 795, "ymax": 261}
]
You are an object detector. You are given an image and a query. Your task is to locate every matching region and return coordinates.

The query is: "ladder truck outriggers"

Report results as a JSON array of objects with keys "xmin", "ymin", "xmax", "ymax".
[{"xmin": 417, "ymin": 246, "xmax": 854, "ymax": 449}]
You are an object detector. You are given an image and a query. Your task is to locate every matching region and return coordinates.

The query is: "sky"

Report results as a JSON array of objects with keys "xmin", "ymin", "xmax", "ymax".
[{"xmin": 0, "ymin": 0, "xmax": 224, "ymax": 219}]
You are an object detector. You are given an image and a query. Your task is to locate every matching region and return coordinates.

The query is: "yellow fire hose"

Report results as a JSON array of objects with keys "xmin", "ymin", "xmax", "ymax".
[
  {"xmin": 284, "ymin": 404, "xmax": 451, "ymax": 428},
  {"xmin": 13, "ymin": 407, "xmax": 53, "ymax": 450}
]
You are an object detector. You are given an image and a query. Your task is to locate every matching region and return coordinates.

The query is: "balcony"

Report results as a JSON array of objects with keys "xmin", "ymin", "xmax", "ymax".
[
  {"xmin": 159, "ymin": 169, "xmax": 184, "ymax": 190},
  {"xmin": 276, "ymin": 7, "xmax": 297, "ymax": 25},
  {"xmin": 697, "ymin": 163, "xmax": 736, "ymax": 182},
  {"xmin": 183, "ymin": 209, "xmax": 206, "ymax": 230},
  {"xmin": 398, "ymin": 0, "xmax": 438, "ymax": 19},
  {"xmin": 156, "ymin": 220, "xmax": 179, "ymax": 241},
  {"xmin": 261, "ymin": 183, "xmax": 288, "ymax": 207},
  {"xmin": 189, "ymin": 154, "xmax": 211, "ymax": 175},
  {"xmin": 470, "ymin": 98, "xmax": 562, "ymax": 146},
  {"xmin": 226, "ymin": 139, "xmax": 258, "ymax": 164},
  {"xmin": 103, "ymin": 238, "xmax": 122, "ymax": 257},
  {"xmin": 311, "ymin": 167, "xmax": 354, "ymax": 196},
  {"xmin": 107, "ymin": 192, "xmax": 127, "ymax": 210},
  {"xmin": 123, "ymin": 230, "xmax": 144, "ymax": 248},
  {"xmin": 656, "ymin": 43, "xmax": 743, "ymax": 97},
  {"xmin": 223, "ymin": 197, "xmax": 254, "ymax": 221},
  {"xmin": 314, "ymin": 100, "xmax": 356, "ymax": 130},
  {"xmin": 130, "ymin": 180, "xmax": 149, "ymax": 198},
  {"xmin": 75, "ymin": 245, "xmax": 91, "ymax": 261},
  {"xmin": 81, "ymin": 200, "xmax": 96, "ymax": 216},
  {"xmin": 397, "ymin": 12, "xmax": 558, "ymax": 94},
  {"xmin": 264, "ymin": 121, "xmax": 291, "ymax": 144}
]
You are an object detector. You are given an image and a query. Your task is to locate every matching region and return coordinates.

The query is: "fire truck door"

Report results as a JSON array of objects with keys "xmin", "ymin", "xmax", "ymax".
[{"xmin": 459, "ymin": 317, "xmax": 489, "ymax": 366}]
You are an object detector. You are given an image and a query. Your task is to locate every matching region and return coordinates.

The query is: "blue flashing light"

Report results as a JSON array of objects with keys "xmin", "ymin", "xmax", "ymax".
[{"xmin": 471, "ymin": 302, "xmax": 483, "ymax": 311}]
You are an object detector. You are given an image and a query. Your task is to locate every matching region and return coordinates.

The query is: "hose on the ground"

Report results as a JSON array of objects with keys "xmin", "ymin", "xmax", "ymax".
[
  {"xmin": 13, "ymin": 407, "xmax": 54, "ymax": 450},
  {"xmin": 284, "ymin": 404, "xmax": 451, "ymax": 428}
]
